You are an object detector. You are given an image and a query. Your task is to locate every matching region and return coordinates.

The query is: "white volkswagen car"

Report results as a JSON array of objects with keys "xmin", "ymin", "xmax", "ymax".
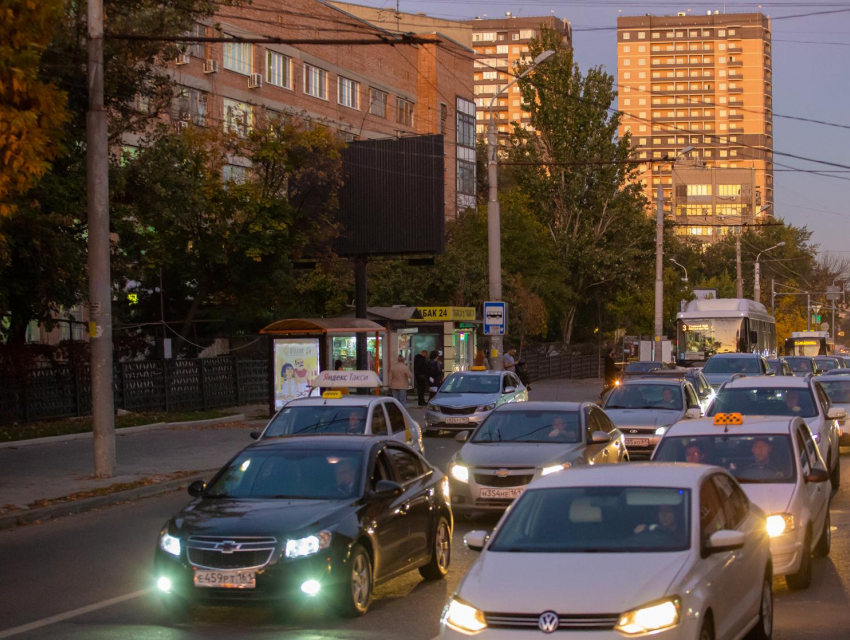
[
  {"xmin": 442, "ymin": 464, "xmax": 772, "ymax": 640},
  {"xmin": 654, "ymin": 414, "xmax": 832, "ymax": 590}
]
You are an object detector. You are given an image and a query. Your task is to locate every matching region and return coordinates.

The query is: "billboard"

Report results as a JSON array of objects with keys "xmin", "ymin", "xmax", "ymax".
[{"xmin": 273, "ymin": 338, "xmax": 320, "ymax": 409}]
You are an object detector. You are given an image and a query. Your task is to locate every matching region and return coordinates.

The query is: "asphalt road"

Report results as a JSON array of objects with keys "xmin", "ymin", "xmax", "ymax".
[{"xmin": 1, "ymin": 437, "xmax": 849, "ymax": 639}]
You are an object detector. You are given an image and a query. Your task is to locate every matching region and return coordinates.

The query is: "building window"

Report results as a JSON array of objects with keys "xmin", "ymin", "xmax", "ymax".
[
  {"xmin": 519, "ymin": 29, "xmax": 536, "ymax": 39},
  {"xmin": 652, "ymin": 32, "xmax": 660, "ymax": 39},
  {"xmin": 623, "ymin": 33, "xmax": 631, "ymax": 40},
  {"xmin": 172, "ymin": 86, "xmax": 208, "ymax": 125},
  {"xmin": 223, "ymin": 41, "xmax": 252, "ymax": 75},
  {"xmin": 482, "ymin": 71, "xmax": 498, "ymax": 80},
  {"xmin": 686, "ymin": 184, "xmax": 711, "ymax": 196},
  {"xmin": 266, "ymin": 51, "xmax": 291, "ymax": 88},
  {"xmin": 304, "ymin": 64, "xmax": 328, "ymax": 99},
  {"xmin": 338, "ymin": 76, "xmax": 360, "ymax": 109},
  {"xmin": 457, "ymin": 106, "xmax": 475, "ymax": 149},
  {"xmin": 718, "ymin": 184, "xmax": 742, "ymax": 197},
  {"xmin": 223, "ymin": 164, "xmax": 247, "ymax": 184},
  {"xmin": 369, "ymin": 88, "xmax": 387, "ymax": 118},
  {"xmin": 638, "ymin": 32, "xmax": 646, "ymax": 39},
  {"xmin": 223, "ymin": 98, "xmax": 253, "ymax": 137},
  {"xmin": 623, "ymin": 59, "xmax": 631, "ymax": 66},
  {"xmin": 457, "ymin": 160, "xmax": 475, "ymax": 197},
  {"xmin": 496, "ymin": 45, "xmax": 508, "ymax": 54},
  {"xmin": 716, "ymin": 204, "xmax": 744, "ymax": 216},
  {"xmin": 623, "ymin": 46, "xmax": 631, "ymax": 53},
  {"xmin": 187, "ymin": 23, "xmax": 206, "ymax": 58},
  {"xmin": 397, "ymin": 97, "xmax": 414, "ymax": 126},
  {"xmin": 512, "ymin": 33, "xmax": 519, "ymax": 41},
  {"xmin": 473, "ymin": 32, "xmax": 496, "ymax": 42}
]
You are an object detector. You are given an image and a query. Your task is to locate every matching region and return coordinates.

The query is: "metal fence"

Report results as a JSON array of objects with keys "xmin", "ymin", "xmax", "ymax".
[
  {"xmin": 524, "ymin": 353, "xmax": 602, "ymax": 382},
  {"xmin": 0, "ymin": 358, "xmax": 269, "ymax": 424}
]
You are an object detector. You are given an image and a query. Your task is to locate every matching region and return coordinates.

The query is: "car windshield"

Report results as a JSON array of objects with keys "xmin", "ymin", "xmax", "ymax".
[
  {"xmin": 707, "ymin": 387, "xmax": 818, "ymax": 419},
  {"xmin": 766, "ymin": 360, "xmax": 781, "ymax": 374},
  {"xmin": 785, "ymin": 358, "xmax": 813, "ymax": 373},
  {"xmin": 703, "ymin": 357, "xmax": 761, "ymax": 374},
  {"xmin": 816, "ymin": 359, "xmax": 839, "ymax": 371},
  {"xmin": 265, "ymin": 405, "xmax": 368, "ymax": 437},
  {"xmin": 820, "ymin": 380, "xmax": 850, "ymax": 404},
  {"xmin": 603, "ymin": 384, "xmax": 683, "ymax": 411},
  {"xmin": 439, "ymin": 374, "xmax": 501, "ymax": 394},
  {"xmin": 625, "ymin": 362, "xmax": 661, "ymax": 373},
  {"xmin": 473, "ymin": 410, "xmax": 582, "ymax": 444},
  {"xmin": 654, "ymin": 435, "xmax": 795, "ymax": 484},
  {"xmin": 205, "ymin": 450, "xmax": 364, "ymax": 499},
  {"xmin": 489, "ymin": 486, "xmax": 691, "ymax": 553}
]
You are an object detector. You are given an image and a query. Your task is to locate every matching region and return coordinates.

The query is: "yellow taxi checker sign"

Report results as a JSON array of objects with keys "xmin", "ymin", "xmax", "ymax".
[
  {"xmin": 322, "ymin": 390, "xmax": 344, "ymax": 399},
  {"xmin": 713, "ymin": 412, "xmax": 743, "ymax": 426}
]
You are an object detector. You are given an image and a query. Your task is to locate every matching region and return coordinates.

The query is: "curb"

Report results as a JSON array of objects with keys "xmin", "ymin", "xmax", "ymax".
[
  {"xmin": 0, "ymin": 470, "xmax": 215, "ymax": 532},
  {"xmin": 0, "ymin": 414, "xmax": 246, "ymax": 450}
]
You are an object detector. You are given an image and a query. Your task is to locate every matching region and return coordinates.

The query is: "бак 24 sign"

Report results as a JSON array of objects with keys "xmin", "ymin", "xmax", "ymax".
[{"xmin": 411, "ymin": 307, "xmax": 476, "ymax": 322}]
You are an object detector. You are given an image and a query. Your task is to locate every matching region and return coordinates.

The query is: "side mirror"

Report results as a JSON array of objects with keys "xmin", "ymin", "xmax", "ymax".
[
  {"xmin": 827, "ymin": 407, "xmax": 846, "ymax": 420},
  {"xmin": 590, "ymin": 430, "xmax": 611, "ymax": 444},
  {"xmin": 374, "ymin": 479, "xmax": 404, "ymax": 497},
  {"xmin": 464, "ymin": 530, "xmax": 490, "ymax": 552},
  {"xmin": 455, "ymin": 430, "xmax": 469, "ymax": 443},
  {"xmin": 187, "ymin": 480, "xmax": 206, "ymax": 497},
  {"xmin": 686, "ymin": 407, "xmax": 701, "ymax": 420},
  {"xmin": 704, "ymin": 529, "xmax": 745, "ymax": 555},
  {"xmin": 805, "ymin": 468, "xmax": 830, "ymax": 484},
  {"xmin": 504, "ymin": 386, "xmax": 516, "ymax": 394},
  {"xmin": 250, "ymin": 431, "xmax": 262, "ymax": 440}
]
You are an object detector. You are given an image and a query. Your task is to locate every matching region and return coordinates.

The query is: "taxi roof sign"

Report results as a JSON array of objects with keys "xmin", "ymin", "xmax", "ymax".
[
  {"xmin": 311, "ymin": 370, "xmax": 383, "ymax": 388},
  {"xmin": 713, "ymin": 413, "xmax": 743, "ymax": 426},
  {"xmin": 321, "ymin": 390, "xmax": 344, "ymax": 399},
  {"xmin": 470, "ymin": 366, "xmax": 487, "ymax": 371}
]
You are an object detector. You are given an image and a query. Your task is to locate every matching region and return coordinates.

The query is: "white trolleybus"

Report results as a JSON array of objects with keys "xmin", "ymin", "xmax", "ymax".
[
  {"xmin": 784, "ymin": 330, "xmax": 834, "ymax": 357},
  {"xmin": 676, "ymin": 298, "xmax": 776, "ymax": 367}
]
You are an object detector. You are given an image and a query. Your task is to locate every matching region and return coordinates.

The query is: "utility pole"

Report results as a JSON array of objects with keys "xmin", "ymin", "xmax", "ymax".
[
  {"xmin": 653, "ymin": 183, "xmax": 664, "ymax": 361},
  {"xmin": 87, "ymin": 0, "xmax": 115, "ymax": 477},
  {"xmin": 807, "ymin": 293, "xmax": 811, "ymax": 330},
  {"xmin": 754, "ymin": 242, "xmax": 784, "ymax": 307},
  {"xmin": 771, "ymin": 279, "xmax": 775, "ymax": 316},
  {"xmin": 735, "ymin": 235, "xmax": 743, "ymax": 299}
]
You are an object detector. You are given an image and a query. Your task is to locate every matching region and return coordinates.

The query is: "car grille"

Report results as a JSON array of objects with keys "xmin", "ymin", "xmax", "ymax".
[
  {"xmin": 485, "ymin": 613, "xmax": 620, "ymax": 631},
  {"xmin": 439, "ymin": 405, "xmax": 478, "ymax": 416},
  {"xmin": 187, "ymin": 536, "xmax": 277, "ymax": 570},
  {"xmin": 474, "ymin": 498, "xmax": 515, "ymax": 508},
  {"xmin": 474, "ymin": 474, "xmax": 534, "ymax": 487}
]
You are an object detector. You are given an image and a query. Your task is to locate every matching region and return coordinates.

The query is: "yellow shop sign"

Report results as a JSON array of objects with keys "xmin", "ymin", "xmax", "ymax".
[{"xmin": 411, "ymin": 307, "xmax": 477, "ymax": 322}]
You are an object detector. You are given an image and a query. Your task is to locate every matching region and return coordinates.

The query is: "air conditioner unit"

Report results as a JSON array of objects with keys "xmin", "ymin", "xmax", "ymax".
[
  {"xmin": 176, "ymin": 120, "xmax": 189, "ymax": 131},
  {"xmin": 175, "ymin": 53, "xmax": 190, "ymax": 65},
  {"xmin": 248, "ymin": 73, "xmax": 262, "ymax": 89},
  {"xmin": 203, "ymin": 59, "xmax": 218, "ymax": 74}
]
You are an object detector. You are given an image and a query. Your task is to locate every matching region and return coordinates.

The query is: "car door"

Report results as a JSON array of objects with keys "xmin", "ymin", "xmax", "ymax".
[
  {"xmin": 596, "ymin": 409, "xmax": 625, "ymax": 462},
  {"xmin": 813, "ymin": 382, "xmax": 839, "ymax": 466},
  {"xmin": 582, "ymin": 408, "xmax": 608, "ymax": 464},
  {"xmin": 369, "ymin": 403, "xmax": 389, "ymax": 438},
  {"xmin": 712, "ymin": 473, "xmax": 763, "ymax": 629},
  {"xmin": 797, "ymin": 426, "xmax": 829, "ymax": 538},
  {"xmin": 384, "ymin": 400, "xmax": 414, "ymax": 448},
  {"xmin": 384, "ymin": 445, "xmax": 434, "ymax": 567},
  {"xmin": 684, "ymin": 384, "xmax": 702, "ymax": 416},
  {"xmin": 365, "ymin": 446, "xmax": 412, "ymax": 579}
]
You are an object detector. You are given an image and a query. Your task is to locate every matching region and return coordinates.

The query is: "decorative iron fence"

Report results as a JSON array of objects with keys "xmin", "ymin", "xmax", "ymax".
[
  {"xmin": 0, "ymin": 358, "xmax": 268, "ymax": 425},
  {"xmin": 524, "ymin": 353, "xmax": 602, "ymax": 382}
]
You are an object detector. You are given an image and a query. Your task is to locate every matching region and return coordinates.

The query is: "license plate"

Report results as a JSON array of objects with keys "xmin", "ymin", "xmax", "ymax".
[
  {"xmin": 479, "ymin": 487, "xmax": 524, "ymax": 499},
  {"xmin": 194, "ymin": 570, "xmax": 256, "ymax": 589},
  {"xmin": 626, "ymin": 438, "xmax": 650, "ymax": 447},
  {"xmin": 445, "ymin": 417, "xmax": 469, "ymax": 424}
]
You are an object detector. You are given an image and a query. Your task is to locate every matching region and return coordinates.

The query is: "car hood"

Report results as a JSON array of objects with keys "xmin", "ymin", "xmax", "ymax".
[
  {"xmin": 459, "ymin": 551, "xmax": 690, "ymax": 614},
  {"xmin": 604, "ymin": 408, "xmax": 681, "ymax": 428},
  {"xmin": 432, "ymin": 392, "xmax": 500, "ymax": 408},
  {"xmin": 703, "ymin": 372, "xmax": 761, "ymax": 387},
  {"xmin": 170, "ymin": 498, "xmax": 356, "ymax": 538},
  {"xmin": 740, "ymin": 483, "xmax": 794, "ymax": 516},
  {"xmin": 459, "ymin": 442, "xmax": 585, "ymax": 468}
]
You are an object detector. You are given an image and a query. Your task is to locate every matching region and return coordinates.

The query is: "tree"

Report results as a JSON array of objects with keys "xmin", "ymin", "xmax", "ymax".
[{"xmin": 508, "ymin": 27, "xmax": 654, "ymax": 344}]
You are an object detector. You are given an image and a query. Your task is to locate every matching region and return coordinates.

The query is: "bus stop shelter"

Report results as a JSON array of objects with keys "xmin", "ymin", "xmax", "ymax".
[{"xmin": 260, "ymin": 318, "xmax": 388, "ymax": 413}]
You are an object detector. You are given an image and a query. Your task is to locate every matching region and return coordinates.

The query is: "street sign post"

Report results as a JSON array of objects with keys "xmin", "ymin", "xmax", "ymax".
[{"xmin": 483, "ymin": 301, "xmax": 507, "ymax": 336}]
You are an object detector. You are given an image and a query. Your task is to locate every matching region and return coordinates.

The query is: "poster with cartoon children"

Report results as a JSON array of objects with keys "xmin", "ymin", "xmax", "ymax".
[{"xmin": 274, "ymin": 339, "xmax": 320, "ymax": 409}]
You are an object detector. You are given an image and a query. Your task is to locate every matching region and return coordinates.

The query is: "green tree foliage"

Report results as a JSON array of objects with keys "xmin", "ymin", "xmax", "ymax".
[{"xmin": 507, "ymin": 27, "xmax": 653, "ymax": 344}]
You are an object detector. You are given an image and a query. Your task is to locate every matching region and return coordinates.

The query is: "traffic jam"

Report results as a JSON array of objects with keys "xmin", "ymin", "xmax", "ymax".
[{"xmin": 154, "ymin": 348, "xmax": 848, "ymax": 640}]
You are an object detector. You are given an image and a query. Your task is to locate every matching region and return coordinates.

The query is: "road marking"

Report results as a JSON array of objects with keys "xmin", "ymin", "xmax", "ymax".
[{"xmin": 0, "ymin": 588, "xmax": 152, "ymax": 639}]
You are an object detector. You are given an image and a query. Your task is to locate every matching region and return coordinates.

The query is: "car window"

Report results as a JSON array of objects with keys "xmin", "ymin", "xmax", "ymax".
[
  {"xmin": 587, "ymin": 409, "xmax": 605, "ymax": 439},
  {"xmin": 786, "ymin": 358, "xmax": 814, "ymax": 373},
  {"xmin": 384, "ymin": 401, "xmax": 407, "ymax": 434},
  {"xmin": 685, "ymin": 385, "xmax": 700, "ymax": 408},
  {"xmin": 473, "ymin": 410, "xmax": 582, "ymax": 443},
  {"xmin": 795, "ymin": 429, "xmax": 812, "ymax": 475},
  {"xmin": 597, "ymin": 411, "xmax": 615, "ymax": 433},
  {"xmin": 603, "ymin": 384, "xmax": 683, "ymax": 411},
  {"xmin": 386, "ymin": 447, "xmax": 426, "ymax": 484},
  {"xmin": 699, "ymin": 477, "xmax": 728, "ymax": 543},
  {"xmin": 440, "ymin": 374, "xmax": 500, "ymax": 394},
  {"xmin": 820, "ymin": 379, "xmax": 850, "ymax": 403},
  {"xmin": 711, "ymin": 474, "xmax": 747, "ymax": 529},
  {"xmin": 814, "ymin": 384, "xmax": 830, "ymax": 415},
  {"xmin": 370, "ymin": 449, "xmax": 392, "ymax": 490},
  {"xmin": 707, "ymin": 387, "xmax": 818, "ymax": 419},
  {"xmin": 703, "ymin": 357, "xmax": 761, "ymax": 374},
  {"xmin": 511, "ymin": 373, "xmax": 522, "ymax": 388},
  {"xmin": 265, "ymin": 405, "xmax": 368, "ymax": 436},
  {"xmin": 800, "ymin": 427, "xmax": 820, "ymax": 468},
  {"xmin": 371, "ymin": 405, "xmax": 388, "ymax": 435}
]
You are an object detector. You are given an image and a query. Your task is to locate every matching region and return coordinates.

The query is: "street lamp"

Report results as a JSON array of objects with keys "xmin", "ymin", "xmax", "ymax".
[
  {"xmin": 753, "ymin": 241, "xmax": 785, "ymax": 304},
  {"xmin": 487, "ymin": 49, "xmax": 555, "ymax": 370},
  {"xmin": 669, "ymin": 258, "xmax": 688, "ymax": 282},
  {"xmin": 654, "ymin": 146, "xmax": 695, "ymax": 361}
]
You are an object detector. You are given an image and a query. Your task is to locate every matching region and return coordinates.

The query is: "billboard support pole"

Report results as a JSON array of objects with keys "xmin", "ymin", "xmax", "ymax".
[{"xmin": 355, "ymin": 258, "xmax": 369, "ymax": 391}]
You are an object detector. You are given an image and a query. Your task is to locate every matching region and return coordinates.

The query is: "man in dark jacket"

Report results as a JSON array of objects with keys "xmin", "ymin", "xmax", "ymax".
[
  {"xmin": 413, "ymin": 350, "xmax": 429, "ymax": 406},
  {"xmin": 602, "ymin": 348, "xmax": 618, "ymax": 397}
]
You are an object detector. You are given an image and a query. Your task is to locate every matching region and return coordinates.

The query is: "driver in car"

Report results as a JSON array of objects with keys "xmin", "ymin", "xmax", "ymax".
[
  {"xmin": 548, "ymin": 416, "xmax": 578, "ymax": 441},
  {"xmin": 685, "ymin": 442, "xmax": 708, "ymax": 464},
  {"xmin": 634, "ymin": 504, "xmax": 682, "ymax": 538},
  {"xmin": 784, "ymin": 390, "xmax": 802, "ymax": 414},
  {"xmin": 744, "ymin": 437, "xmax": 785, "ymax": 480},
  {"xmin": 346, "ymin": 410, "xmax": 366, "ymax": 434},
  {"xmin": 660, "ymin": 387, "xmax": 678, "ymax": 408},
  {"xmin": 334, "ymin": 458, "xmax": 358, "ymax": 496}
]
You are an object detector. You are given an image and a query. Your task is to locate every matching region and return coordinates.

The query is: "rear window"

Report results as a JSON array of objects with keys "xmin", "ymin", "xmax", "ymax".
[
  {"xmin": 785, "ymin": 358, "xmax": 813, "ymax": 373},
  {"xmin": 604, "ymin": 384, "xmax": 683, "ymax": 411},
  {"xmin": 440, "ymin": 374, "xmax": 501, "ymax": 394},
  {"xmin": 473, "ymin": 410, "xmax": 582, "ymax": 443},
  {"xmin": 625, "ymin": 362, "xmax": 661, "ymax": 373},
  {"xmin": 820, "ymin": 380, "xmax": 850, "ymax": 404},
  {"xmin": 708, "ymin": 387, "xmax": 818, "ymax": 419},
  {"xmin": 703, "ymin": 357, "xmax": 761, "ymax": 374},
  {"xmin": 265, "ymin": 405, "xmax": 368, "ymax": 437}
]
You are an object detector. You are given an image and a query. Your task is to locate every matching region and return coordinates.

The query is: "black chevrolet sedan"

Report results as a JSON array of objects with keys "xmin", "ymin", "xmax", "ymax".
[{"xmin": 154, "ymin": 436, "xmax": 452, "ymax": 617}]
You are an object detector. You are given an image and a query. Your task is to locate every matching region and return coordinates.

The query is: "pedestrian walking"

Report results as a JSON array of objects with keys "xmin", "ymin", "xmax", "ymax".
[
  {"xmin": 602, "ymin": 347, "xmax": 618, "ymax": 398},
  {"xmin": 503, "ymin": 348, "xmax": 517, "ymax": 373},
  {"xmin": 515, "ymin": 357, "xmax": 531, "ymax": 391},
  {"xmin": 389, "ymin": 355, "xmax": 413, "ymax": 406},
  {"xmin": 413, "ymin": 349, "xmax": 429, "ymax": 406},
  {"xmin": 428, "ymin": 350, "xmax": 444, "ymax": 400},
  {"xmin": 474, "ymin": 347, "xmax": 490, "ymax": 369}
]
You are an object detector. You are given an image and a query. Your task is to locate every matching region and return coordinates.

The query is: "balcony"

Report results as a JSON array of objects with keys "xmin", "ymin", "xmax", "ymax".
[
  {"xmin": 728, "ymin": 99, "xmax": 744, "ymax": 107},
  {"xmin": 728, "ymin": 87, "xmax": 744, "ymax": 94},
  {"xmin": 728, "ymin": 46, "xmax": 743, "ymax": 54},
  {"xmin": 728, "ymin": 73, "xmax": 744, "ymax": 81},
  {"xmin": 729, "ymin": 114, "xmax": 744, "ymax": 121},
  {"xmin": 728, "ymin": 60, "xmax": 743, "ymax": 68},
  {"xmin": 729, "ymin": 126, "xmax": 745, "ymax": 133}
]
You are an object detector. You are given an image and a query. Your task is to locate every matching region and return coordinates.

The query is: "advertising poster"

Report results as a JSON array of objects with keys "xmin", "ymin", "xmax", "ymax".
[{"xmin": 274, "ymin": 338, "xmax": 320, "ymax": 409}]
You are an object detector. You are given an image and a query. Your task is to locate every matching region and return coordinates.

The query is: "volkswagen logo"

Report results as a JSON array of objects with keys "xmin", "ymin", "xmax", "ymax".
[
  {"xmin": 495, "ymin": 469, "xmax": 510, "ymax": 478},
  {"xmin": 538, "ymin": 611, "xmax": 559, "ymax": 633},
  {"xmin": 216, "ymin": 541, "xmax": 240, "ymax": 554}
]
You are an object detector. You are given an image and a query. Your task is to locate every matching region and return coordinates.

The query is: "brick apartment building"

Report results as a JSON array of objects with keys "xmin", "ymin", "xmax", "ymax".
[
  {"xmin": 129, "ymin": 0, "xmax": 476, "ymax": 219},
  {"xmin": 616, "ymin": 12, "xmax": 774, "ymax": 242}
]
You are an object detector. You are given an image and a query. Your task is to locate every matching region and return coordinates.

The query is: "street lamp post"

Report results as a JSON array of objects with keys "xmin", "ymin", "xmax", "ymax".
[
  {"xmin": 753, "ymin": 241, "xmax": 785, "ymax": 305},
  {"xmin": 669, "ymin": 258, "xmax": 689, "ymax": 313},
  {"xmin": 487, "ymin": 49, "xmax": 555, "ymax": 370}
]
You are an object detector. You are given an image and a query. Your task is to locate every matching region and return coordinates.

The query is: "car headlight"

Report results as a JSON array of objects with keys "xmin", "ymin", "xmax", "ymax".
[
  {"xmin": 655, "ymin": 426, "xmax": 667, "ymax": 435},
  {"xmin": 476, "ymin": 403, "xmax": 496, "ymax": 412},
  {"xmin": 428, "ymin": 403, "xmax": 440, "ymax": 412},
  {"xmin": 541, "ymin": 462, "xmax": 571, "ymax": 476},
  {"xmin": 766, "ymin": 514, "xmax": 795, "ymax": 538},
  {"xmin": 616, "ymin": 597, "xmax": 680, "ymax": 635},
  {"xmin": 285, "ymin": 531, "xmax": 332, "ymax": 559},
  {"xmin": 159, "ymin": 532, "xmax": 181, "ymax": 557},
  {"xmin": 444, "ymin": 598, "xmax": 487, "ymax": 633},
  {"xmin": 450, "ymin": 463, "xmax": 469, "ymax": 483}
]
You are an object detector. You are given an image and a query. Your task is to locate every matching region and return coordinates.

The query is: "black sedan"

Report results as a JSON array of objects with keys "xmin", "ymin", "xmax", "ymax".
[{"xmin": 154, "ymin": 436, "xmax": 452, "ymax": 617}]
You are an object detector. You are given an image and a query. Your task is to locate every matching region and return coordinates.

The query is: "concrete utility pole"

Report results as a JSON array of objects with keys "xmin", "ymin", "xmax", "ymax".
[
  {"xmin": 87, "ymin": 0, "xmax": 116, "ymax": 477},
  {"xmin": 735, "ymin": 235, "xmax": 743, "ymax": 299},
  {"xmin": 653, "ymin": 183, "xmax": 664, "ymax": 361},
  {"xmin": 487, "ymin": 49, "xmax": 554, "ymax": 370},
  {"xmin": 753, "ymin": 242, "xmax": 784, "ymax": 305}
]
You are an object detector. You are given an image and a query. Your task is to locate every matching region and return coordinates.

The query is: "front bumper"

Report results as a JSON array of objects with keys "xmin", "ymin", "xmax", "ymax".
[
  {"xmin": 769, "ymin": 527, "xmax": 805, "ymax": 577},
  {"xmin": 621, "ymin": 432, "xmax": 663, "ymax": 459},
  {"xmin": 154, "ymin": 544, "xmax": 348, "ymax": 604},
  {"xmin": 441, "ymin": 617, "xmax": 700, "ymax": 639},
  {"xmin": 449, "ymin": 467, "xmax": 538, "ymax": 515},
  {"xmin": 425, "ymin": 409, "xmax": 491, "ymax": 432}
]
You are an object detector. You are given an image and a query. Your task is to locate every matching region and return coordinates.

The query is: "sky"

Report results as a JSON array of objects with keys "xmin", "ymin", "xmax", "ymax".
[{"xmin": 354, "ymin": 0, "xmax": 850, "ymax": 256}]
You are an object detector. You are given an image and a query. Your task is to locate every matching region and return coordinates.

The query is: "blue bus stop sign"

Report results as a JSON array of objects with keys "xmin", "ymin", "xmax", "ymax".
[{"xmin": 483, "ymin": 301, "xmax": 507, "ymax": 336}]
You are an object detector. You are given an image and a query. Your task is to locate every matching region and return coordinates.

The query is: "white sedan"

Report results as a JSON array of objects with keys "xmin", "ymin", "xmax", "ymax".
[{"xmin": 442, "ymin": 464, "xmax": 772, "ymax": 640}]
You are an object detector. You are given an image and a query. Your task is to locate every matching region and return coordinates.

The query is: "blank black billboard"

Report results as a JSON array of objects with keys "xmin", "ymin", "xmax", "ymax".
[{"xmin": 336, "ymin": 134, "xmax": 445, "ymax": 257}]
